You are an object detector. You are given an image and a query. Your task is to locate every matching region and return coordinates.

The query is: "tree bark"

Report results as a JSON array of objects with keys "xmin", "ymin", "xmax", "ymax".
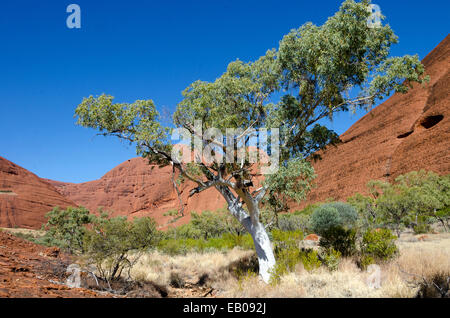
[
  {"xmin": 217, "ymin": 185, "xmax": 276, "ymax": 283},
  {"xmin": 246, "ymin": 219, "xmax": 276, "ymax": 283}
]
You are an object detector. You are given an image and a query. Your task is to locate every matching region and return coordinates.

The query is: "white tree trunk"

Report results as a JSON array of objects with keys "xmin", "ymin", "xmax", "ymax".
[
  {"xmin": 224, "ymin": 192, "xmax": 276, "ymax": 283},
  {"xmin": 247, "ymin": 220, "xmax": 276, "ymax": 283}
]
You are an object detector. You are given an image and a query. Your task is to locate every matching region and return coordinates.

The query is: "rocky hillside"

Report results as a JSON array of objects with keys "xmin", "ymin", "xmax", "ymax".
[
  {"xmin": 47, "ymin": 158, "xmax": 227, "ymax": 227},
  {"xmin": 0, "ymin": 157, "xmax": 75, "ymax": 229}
]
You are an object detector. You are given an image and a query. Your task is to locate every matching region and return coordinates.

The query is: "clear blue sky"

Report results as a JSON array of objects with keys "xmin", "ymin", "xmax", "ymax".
[{"xmin": 1, "ymin": 0, "xmax": 449, "ymax": 183}]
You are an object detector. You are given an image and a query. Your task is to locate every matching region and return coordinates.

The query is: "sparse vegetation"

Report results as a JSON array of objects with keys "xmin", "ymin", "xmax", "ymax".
[
  {"xmin": 83, "ymin": 214, "xmax": 161, "ymax": 282},
  {"xmin": 39, "ymin": 206, "xmax": 95, "ymax": 254},
  {"xmin": 359, "ymin": 228, "xmax": 398, "ymax": 269}
]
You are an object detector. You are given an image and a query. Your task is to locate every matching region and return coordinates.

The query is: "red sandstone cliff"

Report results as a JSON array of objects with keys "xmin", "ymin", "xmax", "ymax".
[
  {"xmin": 47, "ymin": 158, "xmax": 226, "ymax": 227},
  {"xmin": 0, "ymin": 157, "xmax": 76, "ymax": 229}
]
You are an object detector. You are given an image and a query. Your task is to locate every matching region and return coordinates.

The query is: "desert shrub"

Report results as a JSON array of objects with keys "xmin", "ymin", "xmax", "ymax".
[
  {"xmin": 164, "ymin": 209, "xmax": 179, "ymax": 217},
  {"xmin": 359, "ymin": 228, "xmax": 398, "ymax": 269},
  {"xmin": 300, "ymin": 249, "xmax": 322, "ymax": 272},
  {"xmin": 167, "ymin": 209, "xmax": 246, "ymax": 240},
  {"xmin": 165, "ymin": 223, "xmax": 203, "ymax": 240},
  {"xmin": 271, "ymin": 229, "xmax": 303, "ymax": 250},
  {"xmin": 319, "ymin": 227, "xmax": 357, "ymax": 257},
  {"xmin": 157, "ymin": 239, "xmax": 189, "ymax": 255},
  {"xmin": 190, "ymin": 210, "xmax": 226, "ymax": 239},
  {"xmin": 319, "ymin": 248, "xmax": 341, "ymax": 271},
  {"xmin": 310, "ymin": 202, "xmax": 358, "ymax": 235},
  {"xmin": 268, "ymin": 230, "xmax": 304, "ymax": 284},
  {"xmin": 310, "ymin": 205, "xmax": 341, "ymax": 235},
  {"xmin": 40, "ymin": 206, "xmax": 96, "ymax": 254},
  {"xmin": 157, "ymin": 233, "xmax": 254, "ymax": 255},
  {"xmin": 277, "ymin": 214, "xmax": 310, "ymax": 233},
  {"xmin": 293, "ymin": 203, "xmax": 321, "ymax": 217},
  {"xmin": 83, "ymin": 215, "xmax": 161, "ymax": 282},
  {"xmin": 359, "ymin": 255, "xmax": 375, "ymax": 269},
  {"xmin": 218, "ymin": 233, "xmax": 254, "ymax": 250},
  {"xmin": 347, "ymin": 193, "xmax": 379, "ymax": 230},
  {"xmin": 413, "ymin": 222, "xmax": 432, "ymax": 234},
  {"xmin": 269, "ymin": 247, "xmax": 301, "ymax": 285},
  {"xmin": 169, "ymin": 272, "xmax": 185, "ymax": 288}
]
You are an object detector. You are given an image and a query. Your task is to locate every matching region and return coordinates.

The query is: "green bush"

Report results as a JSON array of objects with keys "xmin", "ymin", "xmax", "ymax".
[
  {"xmin": 271, "ymin": 229, "xmax": 303, "ymax": 249},
  {"xmin": 277, "ymin": 214, "xmax": 310, "ymax": 233},
  {"xmin": 310, "ymin": 202, "xmax": 358, "ymax": 235},
  {"xmin": 269, "ymin": 247, "xmax": 301, "ymax": 285},
  {"xmin": 157, "ymin": 232, "xmax": 254, "ymax": 255},
  {"xmin": 319, "ymin": 227, "xmax": 357, "ymax": 257},
  {"xmin": 40, "ymin": 206, "xmax": 95, "ymax": 254},
  {"xmin": 319, "ymin": 248, "xmax": 341, "ymax": 271},
  {"xmin": 83, "ymin": 215, "xmax": 161, "ymax": 282},
  {"xmin": 310, "ymin": 205, "xmax": 341, "ymax": 235},
  {"xmin": 413, "ymin": 222, "xmax": 432, "ymax": 234},
  {"xmin": 166, "ymin": 209, "xmax": 246, "ymax": 240},
  {"xmin": 300, "ymin": 249, "xmax": 321, "ymax": 272},
  {"xmin": 165, "ymin": 223, "xmax": 203, "ymax": 240},
  {"xmin": 360, "ymin": 228, "xmax": 398, "ymax": 267}
]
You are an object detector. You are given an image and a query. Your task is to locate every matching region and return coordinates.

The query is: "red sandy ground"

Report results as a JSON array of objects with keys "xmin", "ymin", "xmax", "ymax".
[{"xmin": 0, "ymin": 230, "xmax": 106, "ymax": 297}]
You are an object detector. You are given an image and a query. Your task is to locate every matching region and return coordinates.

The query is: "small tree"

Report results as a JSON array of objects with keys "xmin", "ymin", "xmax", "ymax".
[
  {"xmin": 395, "ymin": 170, "xmax": 450, "ymax": 232},
  {"xmin": 347, "ymin": 192, "xmax": 378, "ymax": 230},
  {"xmin": 75, "ymin": 0, "xmax": 427, "ymax": 282},
  {"xmin": 41, "ymin": 206, "xmax": 95, "ymax": 254},
  {"xmin": 83, "ymin": 215, "xmax": 161, "ymax": 283},
  {"xmin": 368, "ymin": 180, "xmax": 411, "ymax": 237}
]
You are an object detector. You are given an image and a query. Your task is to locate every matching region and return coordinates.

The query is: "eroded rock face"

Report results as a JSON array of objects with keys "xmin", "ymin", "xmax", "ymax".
[
  {"xmin": 0, "ymin": 157, "xmax": 76, "ymax": 229},
  {"xmin": 47, "ymin": 158, "xmax": 226, "ymax": 227},
  {"xmin": 296, "ymin": 35, "xmax": 450, "ymax": 208}
]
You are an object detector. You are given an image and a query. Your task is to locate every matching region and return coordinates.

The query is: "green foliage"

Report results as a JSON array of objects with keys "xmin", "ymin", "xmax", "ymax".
[
  {"xmin": 319, "ymin": 248, "xmax": 342, "ymax": 272},
  {"xmin": 361, "ymin": 171, "xmax": 450, "ymax": 236},
  {"xmin": 310, "ymin": 202, "xmax": 358, "ymax": 235},
  {"xmin": 263, "ymin": 158, "xmax": 316, "ymax": 214},
  {"xmin": 83, "ymin": 215, "xmax": 161, "ymax": 282},
  {"xmin": 157, "ymin": 233, "xmax": 254, "ymax": 255},
  {"xmin": 347, "ymin": 193, "xmax": 378, "ymax": 230},
  {"xmin": 190, "ymin": 210, "xmax": 245, "ymax": 239},
  {"xmin": 277, "ymin": 213, "xmax": 310, "ymax": 233},
  {"xmin": 310, "ymin": 205, "xmax": 341, "ymax": 235},
  {"xmin": 166, "ymin": 209, "xmax": 246, "ymax": 240},
  {"xmin": 359, "ymin": 255, "xmax": 375, "ymax": 269},
  {"xmin": 360, "ymin": 228, "xmax": 398, "ymax": 266},
  {"xmin": 272, "ymin": 229, "xmax": 303, "ymax": 245},
  {"xmin": 40, "ymin": 206, "xmax": 95, "ymax": 254},
  {"xmin": 165, "ymin": 223, "xmax": 203, "ymax": 240},
  {"xmin": 319, "ymin": 227, "xmax": 357, "ymax": 257},
  {"xmin": 300, "ymin": 249, "xmax": 322, "ymax": 272},
  {"xmin": 294, "ymin": 203, "xmax": 321, "ymax": 216},
  {"xmin": 269, "ymin": 229, "xmax": 305, "ymax": 284},
  {"xmin": 164, "ymin": 209, "xmax": 179, "ymax": 217}
]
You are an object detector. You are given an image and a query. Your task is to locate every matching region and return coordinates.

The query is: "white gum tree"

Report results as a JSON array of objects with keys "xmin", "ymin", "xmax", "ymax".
[{"xmin": 75, "ymin": 0, "xmax": 427, "ymax": 283}]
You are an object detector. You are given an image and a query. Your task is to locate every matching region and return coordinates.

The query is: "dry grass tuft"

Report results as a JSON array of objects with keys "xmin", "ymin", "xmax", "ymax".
[{"xmin": 129, "ymin": 248, "xmax": 254, "ymax": 287}]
